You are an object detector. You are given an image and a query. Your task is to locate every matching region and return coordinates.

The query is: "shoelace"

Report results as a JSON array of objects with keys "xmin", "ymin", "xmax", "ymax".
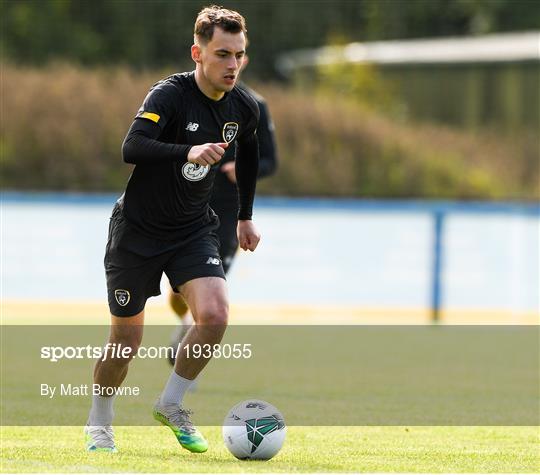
[
  {"xmin": 88, "ymin": 425, "xmax": 115, "ymax": 448},
  {"xmin": 164, "ymin": 407, "xmax": 196, "ymax": 435}
]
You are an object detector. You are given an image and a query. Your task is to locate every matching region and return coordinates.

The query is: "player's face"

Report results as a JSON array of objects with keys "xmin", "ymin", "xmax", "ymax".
[{"xmin": 193, "ymin": 27, "xmax": 246, "ymax": 98}]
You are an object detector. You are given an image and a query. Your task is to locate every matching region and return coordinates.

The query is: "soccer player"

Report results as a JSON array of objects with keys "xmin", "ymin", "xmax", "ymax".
[
  {"xmin": 168, "ymin": 55, "xmax": 278, "ymax": 366},
  {"xmin": 85, "ymin": 6, "xmax": 260, "ymax": 454}
]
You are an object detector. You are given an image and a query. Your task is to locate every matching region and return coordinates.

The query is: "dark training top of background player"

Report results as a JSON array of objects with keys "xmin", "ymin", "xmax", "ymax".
[
  {"xmin": 120, "ymin": 72, "xmax": 260, "ymax": 243},
  {"xmin": 210, "ymin": 82, "xmax": 279, "ymax": 273},
  {"xmin": 212, "ymin": 82, "xmax": 278, "ymax": 206}
]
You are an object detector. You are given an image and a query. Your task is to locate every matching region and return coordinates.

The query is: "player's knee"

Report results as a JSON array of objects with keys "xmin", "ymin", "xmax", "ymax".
[
  {"xmin": 101, "ymin": 343, "xmax": 139, "ymax": 366},
  {"xmin": 197, "ymin": 302, "xmax": 229, "ymax": 327},
  {"xmin": 122, "ymin": 339, "xmax": 141, "ymax": 358},
  {"xmin": 107, "ymin": 330, "xmax": 143, "ymax": 363}
]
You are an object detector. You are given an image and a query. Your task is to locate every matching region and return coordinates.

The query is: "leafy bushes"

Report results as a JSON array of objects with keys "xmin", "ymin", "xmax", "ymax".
[{"xmin": 1, "ymin": 63, "xmax": 537, "ymax": 199}]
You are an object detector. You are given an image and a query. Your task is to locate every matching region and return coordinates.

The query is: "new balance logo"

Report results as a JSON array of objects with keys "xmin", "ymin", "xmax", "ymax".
[
  {"xmin": 186, "ymin": 122, "xmax": 199, "ymax": 131},
  {"xmin": 206, "ymin": 257, "xmax": 220, "ymax": 265}
]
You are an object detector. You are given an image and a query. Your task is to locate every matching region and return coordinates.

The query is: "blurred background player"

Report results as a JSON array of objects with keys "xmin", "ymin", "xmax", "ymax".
[{"xmin": 168, "ymin": 55, "xmax": 278, "ymax": 368}]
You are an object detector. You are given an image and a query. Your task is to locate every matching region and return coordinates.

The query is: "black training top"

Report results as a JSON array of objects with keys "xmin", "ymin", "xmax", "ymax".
[
  {"xmin": 120, "ymin": 71, "xmax": 259, "ymax": 242},
  {"xmin": 212, "ymin": 82, "xmax": 278, "ymax": 205}
]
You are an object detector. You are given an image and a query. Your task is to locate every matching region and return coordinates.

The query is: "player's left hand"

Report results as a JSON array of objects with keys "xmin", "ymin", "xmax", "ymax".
[
  {"xmin": 221, "ymin": 161, "xmax": 237, "ymax": 184},
  {"xmin": 237, "ymin": 220, "xmax": 260, "ymax": 251}
]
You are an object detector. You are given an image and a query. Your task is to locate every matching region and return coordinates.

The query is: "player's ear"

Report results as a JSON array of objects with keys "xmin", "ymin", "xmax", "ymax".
[
  {"xmin": 191, "ymin": 44, "xmax": 202, "ymax": 64},
  {"xmin": 239, "ymin": 54, "xmax": 249, "ymax": 73}
]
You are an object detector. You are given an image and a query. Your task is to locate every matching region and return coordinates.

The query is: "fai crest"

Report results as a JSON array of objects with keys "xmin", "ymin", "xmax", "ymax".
[
  {"xmin": 222, "ymin": 122, "xmax": 239, "ymax": 143},
  {"xmin": 114, "ymin": 289, "xmax": 130, "ymax": 307},
  {"xmin": 182, "ymin": 162, "xmax": 210, "ymax": 181}
]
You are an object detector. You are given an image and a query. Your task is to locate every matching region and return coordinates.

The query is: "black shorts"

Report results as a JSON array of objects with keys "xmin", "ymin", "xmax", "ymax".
[
  {"xmin": 104, "ymin": 206, "xmax": 225, "ymax": 317},
  {"xmin": 211, "ymin": 198, "xmax": 239, "ymax": 274}
]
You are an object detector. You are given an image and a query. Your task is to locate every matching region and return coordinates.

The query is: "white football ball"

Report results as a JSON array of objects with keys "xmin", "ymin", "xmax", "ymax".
[{"xmin": 222, "ymin": 399, "xmax": 286, "ymax": 460}]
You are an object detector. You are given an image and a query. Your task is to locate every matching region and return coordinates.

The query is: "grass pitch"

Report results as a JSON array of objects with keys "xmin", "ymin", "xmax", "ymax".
[
  {"xmin": 1, "ymin": 426, "xmax": 539, "ymax": 473},
  {"xmin": 2, "ymin": 302, "xmax": 538, "ymax": 472}
]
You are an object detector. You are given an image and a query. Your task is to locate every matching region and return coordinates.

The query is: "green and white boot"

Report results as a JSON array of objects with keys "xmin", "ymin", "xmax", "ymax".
[
  {"xmin": 84, "ymin": 424, "xmax": 117, "ymax": 453},
  {"xmin": 153, "ymin": 400, "xmax": 208, "ymax": 453}
]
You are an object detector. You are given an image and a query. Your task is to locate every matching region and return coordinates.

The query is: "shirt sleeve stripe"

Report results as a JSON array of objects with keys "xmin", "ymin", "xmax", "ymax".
[{"xmin": 138, "ymin": 111, "xmax": 160, "ymax": 123}]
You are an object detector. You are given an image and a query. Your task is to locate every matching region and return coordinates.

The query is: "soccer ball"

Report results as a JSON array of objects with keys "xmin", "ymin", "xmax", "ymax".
[{"xmin": 222, "ymin": 399, "xmax": 286, "ymax": 460}]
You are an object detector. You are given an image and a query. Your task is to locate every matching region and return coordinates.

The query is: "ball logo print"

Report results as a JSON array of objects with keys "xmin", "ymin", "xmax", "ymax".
[
  {"xmin": 245, "ymin": 415, "xmax": 285, "ymax": 453},
  {"xmin": 114, "ymin": 289, "xmax": 130, "ymax": 307},
  {"xmin": 181, "ymin": 162, "xmax": 210, "ymax": 181},
  {"xmin": 222, "ymin": 122, "xmax": 239, "ymax": 143},
  {"xmin": 223, "ymin": 399, "xmax": 286, "ymax": 460}
]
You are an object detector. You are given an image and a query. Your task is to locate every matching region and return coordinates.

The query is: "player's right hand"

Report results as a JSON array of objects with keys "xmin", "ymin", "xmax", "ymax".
[{"xmin": 187, "ymin": 142, "xmax": 228, "ymax": 166}]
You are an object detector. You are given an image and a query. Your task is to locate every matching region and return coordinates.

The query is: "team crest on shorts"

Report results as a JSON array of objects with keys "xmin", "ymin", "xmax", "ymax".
[
  {"xmin": 114, "ymin": 289, "xmax": 130, "ymax": 307},
  {"xmin": 181, "ymin": 162, "xmax": 210, "ymax": 181},
  {"xmin": 222, "ymin": 122, "xmax": 239, "ymax": 143}
]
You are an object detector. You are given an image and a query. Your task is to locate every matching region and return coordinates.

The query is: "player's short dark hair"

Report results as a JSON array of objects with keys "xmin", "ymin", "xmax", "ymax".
[{"xmin": 194, "ymin": 5, "xmax": 247, "ymax": 44}]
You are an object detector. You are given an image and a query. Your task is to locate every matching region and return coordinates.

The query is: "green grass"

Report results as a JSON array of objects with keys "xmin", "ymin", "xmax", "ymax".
[
  {"xmin": 1, "ymin": 426, "xmax": 539, "ymax": 473},
  {"xmin": 2, "ymin": 314, "xmax": 538, "ymax": 472}
]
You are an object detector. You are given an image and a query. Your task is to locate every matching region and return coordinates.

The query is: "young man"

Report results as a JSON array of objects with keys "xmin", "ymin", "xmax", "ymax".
[
  {"xmin": 85, "ymin": 6, "xmax": 260, "ymax": 454},
  {"xmin": 168, "ymin": 56, "xmax": 278, "ymax": 366}
]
